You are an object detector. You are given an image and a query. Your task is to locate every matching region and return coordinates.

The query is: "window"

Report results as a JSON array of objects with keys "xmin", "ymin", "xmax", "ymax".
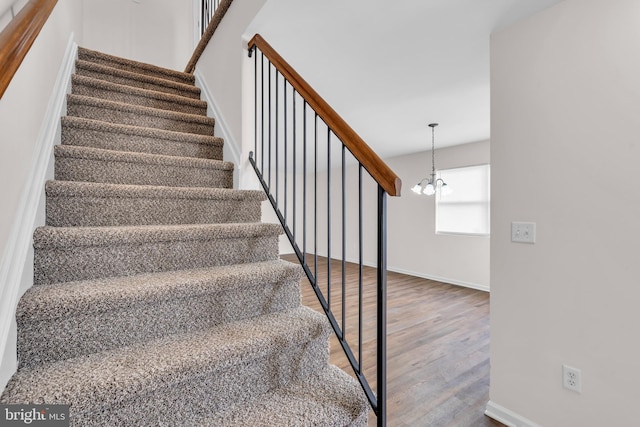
[{"xmin": 436, "ymin": 164, "xmax": 490, "ymax": 235}]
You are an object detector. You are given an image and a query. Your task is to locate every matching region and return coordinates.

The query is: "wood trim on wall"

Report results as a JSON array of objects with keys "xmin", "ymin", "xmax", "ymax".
[{"xmin": 0, "ymin": 0, "xmax": 58, "ymax": 99}]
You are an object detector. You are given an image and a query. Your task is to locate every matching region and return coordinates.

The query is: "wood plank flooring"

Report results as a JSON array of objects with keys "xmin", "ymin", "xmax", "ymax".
[{"xmin": 282, "ymin": 254, "xmax": 504, "ymax": 427}]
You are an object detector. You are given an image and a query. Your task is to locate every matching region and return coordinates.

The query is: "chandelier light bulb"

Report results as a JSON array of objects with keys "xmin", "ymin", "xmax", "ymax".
[
  {"xmin": 424, "ymin": 183, "xmax": 435, "ymax": 195},
  {"xmin": 411, "ymin": 184, "xmax": 423, "ymax": 194}
]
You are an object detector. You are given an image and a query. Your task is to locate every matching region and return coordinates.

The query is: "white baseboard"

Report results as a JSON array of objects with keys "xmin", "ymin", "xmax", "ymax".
[
  {"xmin": 485, "ymin": 401, "xmax": 542, "ymax": 427},
  {"xmin": 193, "ymin": 68, "xmax": 241, "ymax": 187},
  {"xmin": 285, "ymin": 250, "xmax": 489, "ymax": 292},
  {"xmin": 0, "ymin": 34, "xmax": 77, "ymax": 392},
  {"xmin": 386, "ymin": 265, "xmax": 490, "ymax": 292}
]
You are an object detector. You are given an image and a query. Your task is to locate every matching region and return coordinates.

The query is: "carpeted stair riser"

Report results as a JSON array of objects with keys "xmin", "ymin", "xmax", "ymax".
[
  {"xmin": 101, "ymin": 367, "xmax": 366, "ymax": 427},
  {"xmin": 61, "ymin": 117, "xmax": 223, "ymax": 161},
  {"xmin": 67, "ymin": 94, "xmax": 214, "ymax": 136},
  {"xmin": 46, "ymin": 182, "xmax": 263, "ymax": 227},
  {"xmin": 2, "ymin": 308, "xmax": 331, "ymax": 426},
  {"xmin": 77, "ymin": 47, "xmax": 195, "ymax": 85},
  {"xmin": 72, "ymin": 75, "xmax": 208, "ymax": 116},
  {"xmin": 54, "ymin": 146, "xmax": 233, "ymax": 188},
  {"xmin": 75, "ymin": 59, "xmax": 201, "ymax": 99},
  {"xmin": 33, "ymin": 223, "xmax": 282, "ymax": 285},
  {"xmin": 200, "ymin": 366, "xmax": 369, "ymax": 427},
  {"xmin": 17, "ymin": 261, "xmax": 303, "ymax": 367}
]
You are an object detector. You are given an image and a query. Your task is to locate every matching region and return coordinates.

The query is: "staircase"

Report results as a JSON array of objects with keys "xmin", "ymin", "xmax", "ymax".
[{"xmin": 0, "ymin": 47, "xmax": 368, "ymax": 426}]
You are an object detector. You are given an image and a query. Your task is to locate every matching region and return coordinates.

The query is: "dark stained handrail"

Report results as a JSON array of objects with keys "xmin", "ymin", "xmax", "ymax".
[
  {"xmin": 0, "ymin": 0, "xmax": 58, "ymax": 99},
  {"xmin": 248, "ymin": 34, "xmax": 401, "ymax": 197}
]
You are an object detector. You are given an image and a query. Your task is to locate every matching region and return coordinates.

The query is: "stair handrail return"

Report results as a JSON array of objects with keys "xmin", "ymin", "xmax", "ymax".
[
  {"xmin": 0, "ymin": 0, "xmax": 58, "ymax": 99},
  {"xmin": 248, "ymin": 33, "xmax": 401, "ymax": 427}
]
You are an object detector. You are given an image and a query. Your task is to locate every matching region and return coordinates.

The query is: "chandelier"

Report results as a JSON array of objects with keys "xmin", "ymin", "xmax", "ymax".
[{"xmin": 411, "ymin": 123, "xmax": 450, "ymax": 196}]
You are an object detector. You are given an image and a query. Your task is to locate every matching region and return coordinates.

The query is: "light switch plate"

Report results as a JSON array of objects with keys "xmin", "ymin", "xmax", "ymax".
[{"xmin": 511, "ymin": 222, "xmax": 536, "ymax": 243}]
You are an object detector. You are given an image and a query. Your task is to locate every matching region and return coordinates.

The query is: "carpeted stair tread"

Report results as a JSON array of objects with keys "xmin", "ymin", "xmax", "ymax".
[
  {"xmin": 61, "ymin": 116, "xmax": 223, "ymax": 160},
  {"xmin": 33, "ymin": 222, "xmax": 282, "ymax": 249},
  {"xmin": 46, "ymin": 181, "xmax": 265, "ymax": 226},
  {"xmin": 20, "ymin": 260, "xmax": 302, "ymax": 322},
  {"xmin": 33, "ymin": 223, "xmax": 282, "ymax": 285},
  {"xmin": 54, "ymin": 145, "xmax": 233, "ymax": 188},
  {"xmin": 54, "ymin": 145, "xmax": 231, "ymax": 171},
  {"xmin": 45, "ymin": 180, "xmax": 261, "ymax": 199},
  {"xmin": 72, "ymin": 75, "xmax": 207, "ymax": 115},
  {"xmin": 1, "ymin": 307, "xmax": 331, "ymax": 417},
  {"xmin": 66, "ymin": 94, "xmax": 214, "ymax": 136},
  {"xmin": 75, "ymin": 59, "xmax": 201, "ymax": 99},
  {"xmin": 17, "ymin": 260, "xmax": 304, "ymax": 366},
  {"xmin": 78, "ymin": 47, "xmax": 195, "ymax": 85},
  {"xmin": 195, "ymin": 365, "xmax": 369, "ymax": 427}
]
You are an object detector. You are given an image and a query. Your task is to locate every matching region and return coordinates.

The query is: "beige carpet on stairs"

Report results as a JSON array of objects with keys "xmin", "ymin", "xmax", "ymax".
[{"xmin": 0, "ymin": 46, "xmax": 369, "ymax": 426}]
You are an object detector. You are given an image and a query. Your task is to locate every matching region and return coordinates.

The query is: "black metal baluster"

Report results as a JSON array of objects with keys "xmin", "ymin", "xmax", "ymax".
[
  {"xmin": 253, "ymin": 46, "xmax": 257, "ymax": 163},
  {"xmin": 342, "ymin": 144, "xmax": 346, "ymax": 337},
  {"xmin": 358, "ymin": 164, "xmax": 363, "ymax": 373},
  {"xmin": 303, "ymin": 102, "xmax": 307, "ymax": 262},
  {"xmin": 292, "ymin": 89, "xmax": 297, "ymax": 243},
  {"xmin": 261, "ymin": 53, "xmax": 265, "ymax": 176},
  {"xmin": 327, "ymin": 128, "xmax": 331, "ymax": 311},
  {"xmin": 275, "ymin": 71, "xmax": 279, "ymax": 207},
  {"xmin": 377, "ymin": 185, "xmax": 388, "ymax": 427},
  {"xmin": 201, "ymin": 1, "xmax": 207, "ymax": 35},
  {"xmin": 284, "ymin": 81, "xmax": 288, "ymax": 223},
  {"xmin": 268, "ymin": 62, "xmax": 272, "ymax": 190},
  {"xmin": 314, "ymin": 113, "xmax": 318, "ymax": 281}
]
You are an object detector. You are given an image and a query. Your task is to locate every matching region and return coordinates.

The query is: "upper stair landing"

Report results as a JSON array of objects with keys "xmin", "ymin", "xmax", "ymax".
[{"xmin": 78, "ymin": 47, "xmax": 196, "ymax": 85}]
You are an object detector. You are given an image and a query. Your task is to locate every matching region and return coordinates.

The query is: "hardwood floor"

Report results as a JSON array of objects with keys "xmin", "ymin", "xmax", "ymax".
[{"xmin": 282, "ymin": 254, "xmax": 504, "ymax": 427}]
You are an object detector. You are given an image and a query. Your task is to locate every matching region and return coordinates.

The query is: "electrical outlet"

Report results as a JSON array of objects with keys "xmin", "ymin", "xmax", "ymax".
[
  {"xmin": 563, "ymin": 364, "xmax": 582, "ymax": 393},
  {"xmin": 511, "ymin": 222, "xmax": 536, "ymax": 243}
]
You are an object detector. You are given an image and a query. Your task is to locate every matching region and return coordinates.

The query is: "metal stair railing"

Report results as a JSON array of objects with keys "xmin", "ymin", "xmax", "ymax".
[{"xmin": 248, "ymin": 33, "xmax": 401, "ymax": 427}]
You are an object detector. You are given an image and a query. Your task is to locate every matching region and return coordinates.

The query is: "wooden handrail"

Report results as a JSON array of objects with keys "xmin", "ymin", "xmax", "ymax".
[
  {"xmin": 0, "ymin": 0, "xmax": 58, "ymax": 99},
  {"xmin": 248, "ymin": 34, "xmax": 402, "ymax": 197},
  {"xmin": 184, "ymin": 0, "xmax": 234, "ymax": 74}
]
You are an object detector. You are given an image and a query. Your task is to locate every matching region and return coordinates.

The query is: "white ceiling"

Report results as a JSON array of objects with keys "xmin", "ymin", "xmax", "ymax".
[{"xmin": 245, "ymin": 0, "xmax": 564, "ymax": 159}]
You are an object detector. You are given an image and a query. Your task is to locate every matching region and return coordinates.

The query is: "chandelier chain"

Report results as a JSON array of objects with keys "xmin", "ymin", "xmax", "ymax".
[{"xmin": 431, "ymin": 125, "xmax": 435, "ymax": 178}]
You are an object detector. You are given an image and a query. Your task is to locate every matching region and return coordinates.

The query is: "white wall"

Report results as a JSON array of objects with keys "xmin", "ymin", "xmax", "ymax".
[
  {"xmin": 0, "ymin": 0, "xmax": 83, "ymax": 391},
  {"xmin": 81, "ymin": 0, "xmax": 194, "ymax": 71},
  {"xmin": 387, "ymin": 141, "xmax": 490, "ymax": 289},
  {"xmin": 195, "ymin": 0, "xmax": 266, "ymax": 181},
  {"xmin": 274, "ymin": 139, "xmax": 490, "ymax": 290},
  {"xmin": 489, "ymin": 0, "xmax": 640, "ymax": 425},
  {"xmin": 194, "ymin": 0, "xmax": 272, "ymax": 240}
]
